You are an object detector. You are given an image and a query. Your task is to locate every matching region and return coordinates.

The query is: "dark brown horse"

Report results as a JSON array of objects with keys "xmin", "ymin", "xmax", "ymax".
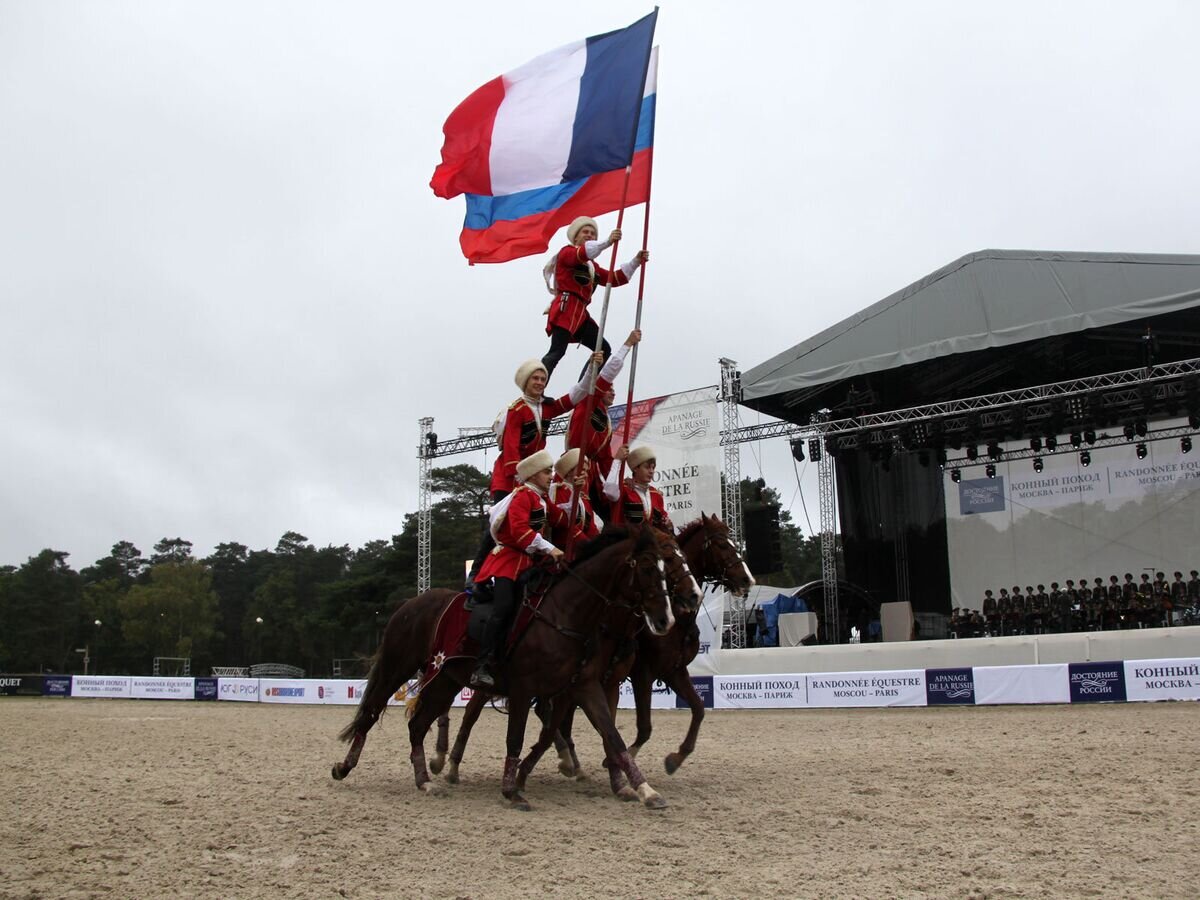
[
  {"xmin": 331, "ymin": 525, "xmax": 685, "ymax": 810},
  {"xmin": 526, "ymin": 513, "xmax": 753, "ymax": 794},
  {"xmin": 433, "ymin": 513, "xmax": 752, "ymax": 795}
]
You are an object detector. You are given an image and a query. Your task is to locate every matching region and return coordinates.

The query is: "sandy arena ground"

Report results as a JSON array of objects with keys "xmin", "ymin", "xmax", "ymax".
[{"xmin": 2, "ymin": 698, "xmax": 1197, "ymax": 899}]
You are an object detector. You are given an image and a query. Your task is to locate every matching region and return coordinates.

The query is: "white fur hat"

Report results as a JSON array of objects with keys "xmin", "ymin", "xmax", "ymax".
[
  {"xmin": 628, "ymin": 446, "xmax": 656, "ymax": 470},
  {"xmin": 555, "ymin": 448, "xmax": 582, "ymax": 479},
  {"xmin": 566, "ymin": 216, "xmax": 598, "ymax": 244},
  {"xmin": 514, "ymin": 359, "xmax": 548, "ymax": 392},
  {"xmin": 516, "ymin": 449, "xmax": 554, "ymax": 482}
]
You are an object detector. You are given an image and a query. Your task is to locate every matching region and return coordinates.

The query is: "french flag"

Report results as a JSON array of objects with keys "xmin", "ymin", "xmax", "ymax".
[{"xmin": 430, "ymin": 12, "xmax": 658, "ymax": 264}]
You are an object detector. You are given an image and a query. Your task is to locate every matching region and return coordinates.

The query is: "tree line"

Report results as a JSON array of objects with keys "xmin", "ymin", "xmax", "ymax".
[{"xmin": 0, "ymin": 466, "xmax": 821, "ymax": 676}]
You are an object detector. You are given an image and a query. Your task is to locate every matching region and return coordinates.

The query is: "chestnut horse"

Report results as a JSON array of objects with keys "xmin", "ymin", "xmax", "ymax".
[
  {"xmin": 331, "ymin": 525, "xmax": 687, "ymax": 810},
  {"xmin": 433, "ymin": 513, "xmax": 752, "ymax": 796}
]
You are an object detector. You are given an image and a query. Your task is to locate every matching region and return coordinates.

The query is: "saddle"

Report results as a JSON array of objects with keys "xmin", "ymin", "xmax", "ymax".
[{"xmin": 421, "ymin": 570, "xmax": 557, "ymax": 686}]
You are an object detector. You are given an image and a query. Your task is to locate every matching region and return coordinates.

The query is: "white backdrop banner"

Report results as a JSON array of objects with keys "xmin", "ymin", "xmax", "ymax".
[
  {"xmin": 945, "ymin": 416, "xmax": 1200, "ymax": 611},
  {"xmin": 130, "ymin": 677, "xmax": 194, "ymax": 700},
  {"xmin": 71, "ymin": 676, "xmax": 132, "ymax": 698},
  {"xmin": 1123, "ymin": 658, "xmax": 1200, "ymax": 702},
  {"xmin": 973, "ymin": 664, "xmax": 1070, "ymax": 705},
  {"xmin": 606, "ymin": 387, "xmax": 723, "ymax": 524},
  {"xmin": 714, "ymin": 675, "xmax": 807, "ymax": 709},
  {"xmin": 616, "ymin": 678, "xmax": 678, "ymax": 709},
  {"xmin": 806, "ymin": 670, "xmax": 927, "ymax": 708},
  {"xmin": 217, "ymin": 677, "xmax": 260, "ymax": 702}
]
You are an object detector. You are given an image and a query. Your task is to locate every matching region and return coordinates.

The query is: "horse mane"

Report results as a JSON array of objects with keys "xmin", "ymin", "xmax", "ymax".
[
  {"xmin": 570, "ymin": 525, "xmax": 634, "ymax": 568},
  {"xmin": 675, "ymin": 519, "xmax": 705, "ymax": 544}
]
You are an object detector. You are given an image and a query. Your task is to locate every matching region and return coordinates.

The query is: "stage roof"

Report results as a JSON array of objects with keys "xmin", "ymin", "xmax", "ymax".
[{"xmin": 741, "ymin": 249, "xmax": 1200, "ymax": 421}]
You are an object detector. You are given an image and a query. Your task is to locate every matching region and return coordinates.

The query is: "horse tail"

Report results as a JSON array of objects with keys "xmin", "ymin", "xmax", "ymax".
[{"xmin": 338, "ymin": 641, "xmax": 390, "ymax": 742}]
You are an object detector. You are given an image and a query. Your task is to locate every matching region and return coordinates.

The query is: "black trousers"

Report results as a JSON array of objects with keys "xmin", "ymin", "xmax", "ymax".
[
  {"xmin": 478, "ymin": 577, "xmax": 519, "ymax": 662},
  {"xmin": 542, "ymin": 320, "xmax": 612, "ymax": 382}
]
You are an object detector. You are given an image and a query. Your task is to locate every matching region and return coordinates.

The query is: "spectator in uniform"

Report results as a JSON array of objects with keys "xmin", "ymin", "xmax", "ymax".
[
  {"xmin": 1028, "ymin": 585, "xmax": 1046, "ymax": 635},
  {"xmin": 1170, "ymin": 572, "xmax": 1187, "ymax": 625},
  {"xmin": 1188, "ymin": 570, "xmax": 1200, "ymax": 605},
  {"xmin": 982, "ymin": 590, "xmax": 998, "ymax": 635},
  {"xmin": 1009, "ymin": 585, "xmax": 1025, "ymax": 635},
  {"xmin": 997, "ymin": 588, "xmax": 1011, "ymax": 636}
]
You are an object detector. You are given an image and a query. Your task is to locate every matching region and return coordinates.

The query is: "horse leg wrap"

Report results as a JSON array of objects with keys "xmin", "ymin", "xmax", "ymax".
[
  {"xmin": 615, "ymin": 750, "xmax": 646, "ymax": 790},
  {"xmin": 502, "ymin": 756, "xmax": 521, "ymax": 797},
  {"xmin": 410, "ymin": 746, "xmax": 430, "ymax": 789}
]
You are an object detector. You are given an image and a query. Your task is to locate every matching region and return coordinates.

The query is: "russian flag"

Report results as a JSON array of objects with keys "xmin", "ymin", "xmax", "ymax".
[{"xmin": 430, "ymin": 12, "xmax": 658, "ymax": 265}]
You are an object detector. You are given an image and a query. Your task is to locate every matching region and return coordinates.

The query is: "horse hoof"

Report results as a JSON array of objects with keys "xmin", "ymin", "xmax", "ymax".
[
  {"xmin": 419, "ymin": 781, "xmax": 444, "ymax": 797},
  {"xmin": 444, "ymin": 769, "xmax": 459, "ymax": 785},
  {"xmin": 331, "ymin": 764, "xmax": 348, "ymax": 781},
  {"xmin": 574, "ymin": 770, "xmax": 589, "ymax": 782},
  {"xmin": 429, "ymin": 755, "xmax": 445, "ymax": 775},
  {"xmin": 506, "ymin": 794, "xmax": 532, "ymax": 812},
  {"xmin": 558, "ymin": 759, "xmax": 577, "ymax": 778},
  {"xmin": 616, "ymin": 785, "xmax": 639, "ymax": 802},
  {"xmin": 637, "ymin": 784, "xmax": 667, "ymax": 810},
  {"xmin": 664, "ymin": 753, "xmax": 684, "ymax": 775}
]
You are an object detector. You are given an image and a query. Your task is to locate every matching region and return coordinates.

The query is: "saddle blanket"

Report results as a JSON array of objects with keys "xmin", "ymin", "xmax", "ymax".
[{"xmin": 421, "ymin": 589, "xmax": 546, "ymax": 684}]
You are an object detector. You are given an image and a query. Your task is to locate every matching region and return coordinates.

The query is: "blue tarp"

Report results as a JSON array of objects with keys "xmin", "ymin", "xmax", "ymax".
[{"xmin": 756, "ymin": 594, "xmax": 808, "ymax": 647}]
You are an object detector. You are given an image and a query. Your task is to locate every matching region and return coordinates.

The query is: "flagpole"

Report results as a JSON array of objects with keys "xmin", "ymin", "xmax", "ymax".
[{"xmin": 564, "ymin": 34, "xmax": 656, "ymax": 560}]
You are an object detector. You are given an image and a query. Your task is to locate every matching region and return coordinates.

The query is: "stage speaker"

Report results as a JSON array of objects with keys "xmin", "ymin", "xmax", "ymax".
[{"xmin": 743, "ymin": 504, "xmax": 782, "ymax": 574}]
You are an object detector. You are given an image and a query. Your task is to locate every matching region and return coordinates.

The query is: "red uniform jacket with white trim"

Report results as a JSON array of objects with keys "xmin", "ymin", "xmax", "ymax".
[
  {"xmin": 611, "ymin": 480, "xmax": 674, "ymax": 534},
  {"xmin": 474, "ymin": 485, "xmax": 566, "ymax": 583},
  {"xmin": 490, "ymin": 393, "xmax": 578, "ymax": 495},
  {"xmin": 546, "ymin": 243, "xmax": 630, "ymax": 336},
  {"xmin": 547, "ymin": 477, "xmax": 599, "ymax": 549}
]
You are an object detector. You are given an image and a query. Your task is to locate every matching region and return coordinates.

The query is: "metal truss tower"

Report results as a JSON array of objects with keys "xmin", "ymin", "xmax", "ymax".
[
  {"xmin": 719, "ymin": 358, "xmax": 747, "ymax": 650},
  {"xmin": 813, "ymin": 414, "xmax": 840, "ymax": 643},
  {"xmin": 417, "ymin": 416, "xmax": 434, "ymax": 594}
]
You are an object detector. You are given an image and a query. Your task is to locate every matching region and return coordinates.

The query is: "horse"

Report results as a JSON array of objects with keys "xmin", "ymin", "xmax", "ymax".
[
  {"xmin": 330, "ymin": 524, "xmax": 689, "ymax": 810},
  {"xmin": 433, "ymin": 513, "xmax": 752, "ymax": 796}
]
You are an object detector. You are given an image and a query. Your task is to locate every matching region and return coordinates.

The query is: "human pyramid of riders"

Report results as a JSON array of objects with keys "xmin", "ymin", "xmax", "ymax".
[
  {"xmin": 953, "ymin": 569, "xmax": 1200, "ymax": 638},
  {"xmin": 465, "ymin": 215, "xmax": 662, "ymax": 689}
]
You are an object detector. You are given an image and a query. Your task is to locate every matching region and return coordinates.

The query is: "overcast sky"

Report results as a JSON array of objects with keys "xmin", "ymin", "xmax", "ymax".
[{"xmin": 3, "ymin": 1, "xmax": 1199, "ymax": 568}]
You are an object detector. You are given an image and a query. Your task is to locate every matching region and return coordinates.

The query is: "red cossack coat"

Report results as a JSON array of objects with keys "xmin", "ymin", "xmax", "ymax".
[
  {"xmin": 474, "ymin": 485, "xmax": 566, "ymax": 584},
  {"xmin": 545, "ymin": 243, "xmax": 630, "ymax": 336},
  {"xmin": 490, "ymin": 393, "xmax": 579, "ymax": 495},
  {"xmin": 611, "ymin": 480, "xmax": 673, "ymax": 534}
]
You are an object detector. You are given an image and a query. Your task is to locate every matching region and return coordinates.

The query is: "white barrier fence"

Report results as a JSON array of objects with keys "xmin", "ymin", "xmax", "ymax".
[{"xmin": 14, "ymin": 658, "xmax": 1193, "ymax": 710}]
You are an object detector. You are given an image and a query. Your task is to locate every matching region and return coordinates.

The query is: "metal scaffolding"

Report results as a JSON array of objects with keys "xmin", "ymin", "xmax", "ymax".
[
  {"xmin": 416, "ymin": 416, "xmax": 434, "ymax": 594},
  {"xmin": 719, "ymin": 358, "xmax": 747, "ymax": 649},
  {"xmin": 813, "ymin": 414, "xmax": 840, "ymax": 643}
]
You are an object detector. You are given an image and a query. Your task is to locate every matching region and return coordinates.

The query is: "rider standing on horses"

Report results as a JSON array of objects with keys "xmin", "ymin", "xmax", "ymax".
[
  {"xmin": 471, "ymin": 449, "xmax": 565, "ymax": 689},
  {"xmin": 468, "ymin": 349, "xmax": 630, "ymax": 585},
  {"xmin": 541, "ymin": 216, "xmax": 648, "ymax": 381},
  {"xmin": 565, "ymin": 327, "xmax": 641, "ymax": 518},
  {"xmin": 610, "ymin": 445, "xmax": 675, "ymax": 534},
  {"xmin": 548, "ymin": 448, "xmax": 600, "ymax": 547}
]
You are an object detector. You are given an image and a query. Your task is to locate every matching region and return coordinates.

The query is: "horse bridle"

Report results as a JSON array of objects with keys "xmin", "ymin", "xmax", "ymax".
[{"xmin": 696, "ymin": 528, "xmax": 751, "ymax": 594}]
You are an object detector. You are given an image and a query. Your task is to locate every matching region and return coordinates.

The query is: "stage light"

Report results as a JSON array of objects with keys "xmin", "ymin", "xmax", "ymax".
[
  {"xmin": 807, "ymin": 438, "xmax": 823, "ymax": 462},
  {"xmin": 1190, "ymin": 414, "xmax": 1200, "ymax": 430},
  {"xmin": 966, "ymin": 445, "xmax": 979, "ymax": 460},
  {"xmin": 1183, "ymin": 437, "xmax": 1193, "ymax": 454},
  {"xmin": 1136, "ymin": 443, "xmax": 1148, "ymax": 460},
  {"xmin": 1135, "ymin": 419, "xmax": 1148, "ymax": 438},
  {"xmin": 790, "ymin": 439, "xmax": 805, "ymax": 463},
  {"xmin": 985, "ymin": 464, "xmax": 996, "ymax": 479},
  {"xmin": 1046, "ymin": 436, "xmax": 1058, "ymax": 451},
  {"xmin": 1033, "ymin": 457, "xmax": 1044, "ymax": 473},
  {"xmin": 1070, "ymin": 432, "xmax": 1082, "ymax": 448},
  {"xmin": 426, "ymin": 432, "xmax": 438, "ymax": 454},
  {"xmin": 987, "ymin": 441, "xmax": 1002, "ymax": 460},
  {"xmin": 1081, "ymin": 451, "xmax": 1091, "ymax": 467},
  {"xmin": 950, "ymin": 469, "xmax": 961, "ymax": 483},
  {"xmin": 1084, "ymin": 429, "xmax": 1097, "ymax": 445},
  {"xmin": 1030, "ymin": 437, "xmax": 1042, "ymax": 452},
  {"xmin": 824, "ymin": 437, "xmax": 839, "ymax": 458},
  {"xmin": 1123, "ymin": 423, "xmax": 1136, "ymax": 441}
]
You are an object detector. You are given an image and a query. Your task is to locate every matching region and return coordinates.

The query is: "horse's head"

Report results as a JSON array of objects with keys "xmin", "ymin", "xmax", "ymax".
[
  {"xmin": 625, "ymin": 526, "xmax": 677, "ymax": 636},
  {"xmin": 641, "ymin": 526, "xmax": 701, "ymax": 615},
  {"xmin": 690, "ymin": 512, "xmax": 755, "ymax": 598}
]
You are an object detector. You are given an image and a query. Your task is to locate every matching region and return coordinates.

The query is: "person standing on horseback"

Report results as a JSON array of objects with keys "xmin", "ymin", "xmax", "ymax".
[
  {"xmin": 565, "ymin": 327, "xmax": 642, "ymax": 518},
  {"xmin": 467, "ymin": 348, "xmax": 632, "ymax": 586},
  {"xmin": 541, "ymin": 216, "xmax": 648, "ymax": 380},
  {"xmin": 548, "ymin": 448, "xmax": 600, "ymax": 548},
  {"xmin": 610, "ymin": 445, "xmax": 674, "ymax": 534},
  {"xmin": 471, "ymin": 449, "xmax": 565, "ymax": 689}
]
